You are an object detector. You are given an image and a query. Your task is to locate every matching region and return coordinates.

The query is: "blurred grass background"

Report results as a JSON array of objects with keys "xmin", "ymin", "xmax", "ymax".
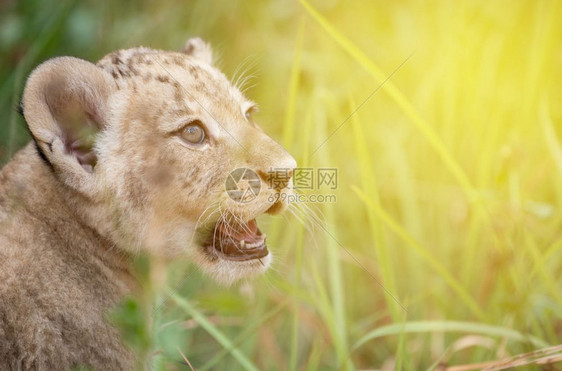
[{"xmin": 2, "ymin": 0, "xmax": 562, "ymax": 369}]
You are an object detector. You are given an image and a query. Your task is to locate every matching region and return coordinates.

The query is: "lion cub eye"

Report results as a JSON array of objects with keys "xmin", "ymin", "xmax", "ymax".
[
  {"xmin": 180, "ymin": 121, "xmax": 205, "ymax": 144},
  {"xmin": 244, "ymin": 106, "xmax": 256, "ymax": 121}
]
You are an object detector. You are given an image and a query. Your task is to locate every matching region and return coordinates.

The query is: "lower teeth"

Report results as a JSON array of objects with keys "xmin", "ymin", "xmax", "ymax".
[{"xmin": 240, "ymin": 240, "xmax": 262, "ymax": 249}]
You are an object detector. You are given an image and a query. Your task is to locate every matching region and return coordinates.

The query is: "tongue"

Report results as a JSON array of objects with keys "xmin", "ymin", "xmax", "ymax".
[
  {"xmin": 208, "ymin": 218, "xmax": 268, "ymax": 260},
  {"xmin": 218, "ymin": 219, "xmax": 260, "ymax": 242}
]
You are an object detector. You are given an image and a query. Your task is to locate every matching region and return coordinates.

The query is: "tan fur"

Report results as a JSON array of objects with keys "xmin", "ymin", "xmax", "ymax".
[{"xmin": 0, "ymin": 38, "xmax": 295, "ymax": 369}]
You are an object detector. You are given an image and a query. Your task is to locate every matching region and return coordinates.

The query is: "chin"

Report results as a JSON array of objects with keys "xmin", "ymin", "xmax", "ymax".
[{"xmin": 193, "ymin": 250, "xmax": 272, "ymax": 286}]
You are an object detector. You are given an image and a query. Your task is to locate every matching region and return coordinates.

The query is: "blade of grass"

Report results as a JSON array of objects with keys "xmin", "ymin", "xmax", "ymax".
[
  {"xmin": 298, "ymin": 0, "xmax": 508, "ymax": 296},
  {"xmin": 298, "ymin": 0, "xmax": 475, "ymax": 199},
  {"xmin": 290, "ymin": 101, "xmax": 311, "ymax": 371},
  {"xmin": 7, "ymin": 0, "xmax": 75, "ymax": 158},
  {"xmin": 268, "ymin": 16, "xmax": 305, "ymax": 246},
  {"xmin": 541, "ymin": 238, "xmax": 562, "ymax": 267},
  {"xmin": 395, "ymin": 311, "xmax": 411, "ymax": 371},
  {"xmin": 444, "ymin": 344, "xmax": 562, "ymax": 371},
  {"xmin": 349, "ymin": 96, "xmax": 401, "ymax": 320},
  {"xmin": 353, "ymin": 187, "xmax": 485, "ymax": 320},
  {"xmin": 290, "ymin": 222, "xmax": 305, "ymax": 371},
  {"xmin": 166, "ymin": 289, "xmax": 259, "ymax": 371},
  {"xmin": 520, "ymin": 232, "xmax": 562, "ymax": 307},
  {"xmin": 349, "ymin": 95, "xmax": 415, "ymax": 368},
  {"xmin": 198, "ymin": 298, "xmax": 290, "ymax": 371},
  {"xmin": 309, "ymin": 259, "xmax": 342, "ymax": 364},
  {"xmin": 540, "ymin": 98, "xmax": 562, "ymax": 206},
  {"xmin": 305, "ymin": 339, "xmax": 324, "ymax": 371},
  {"xmin": 314, "ymin": 104, "xmax": 354, "ymax": 370},
  {"xmin": 282, "ymin": 17, "xmax": 305, "ymax": 150},
  {"xmin": 352, "ymin": 321, "xmax": 549, "ymax": 351}
]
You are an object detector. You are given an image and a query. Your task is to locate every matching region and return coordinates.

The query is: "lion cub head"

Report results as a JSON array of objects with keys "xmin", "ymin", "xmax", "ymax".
[{"xmin": 21, "ymin": 38, "xmax": 296, "ymax": 284}]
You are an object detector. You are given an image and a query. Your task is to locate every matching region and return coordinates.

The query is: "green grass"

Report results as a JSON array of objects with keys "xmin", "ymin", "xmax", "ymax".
[{"xmin": 2, "ymin": 0, "xmax": 562, "ymax": 369}]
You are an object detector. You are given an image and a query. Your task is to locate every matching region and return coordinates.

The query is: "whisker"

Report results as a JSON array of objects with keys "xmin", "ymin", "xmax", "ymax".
[
  {"xmin": 231, "ymin": 55, "xmax": 258, "ymax": 90},
  {"xmin": 189, "ymin": 201, "xmax": 221, "ymax": 247},
  {"xmin": 233, "ymin": 56, "xmax": 261, "ymax": 92}
]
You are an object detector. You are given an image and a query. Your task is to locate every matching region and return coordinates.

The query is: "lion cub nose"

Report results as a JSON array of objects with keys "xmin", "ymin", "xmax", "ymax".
[{"xmin": 257, "ymin": 153, "xmax": 297, "ymax": 192}]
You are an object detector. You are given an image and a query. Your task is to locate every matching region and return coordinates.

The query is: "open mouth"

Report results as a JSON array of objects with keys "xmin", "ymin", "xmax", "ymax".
[{"xmin": 203, "ymin": 218, "xmax": 268, "ymax": 261}]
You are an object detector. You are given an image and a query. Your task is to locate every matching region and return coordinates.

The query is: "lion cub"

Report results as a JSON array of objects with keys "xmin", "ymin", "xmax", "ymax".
[{"xmin": 0, "ymin": 38, "xmax": 295, "ymax": 370}]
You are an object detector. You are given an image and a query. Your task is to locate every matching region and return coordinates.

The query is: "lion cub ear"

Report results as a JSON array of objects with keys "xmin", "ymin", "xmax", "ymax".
[
  {"xmin": 22, "ymin": 56, "xmax": 115, "ymax": 195},
  {"xmin": 182, "ymin": 37, "xmax": 213, "ymax": 65}
]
